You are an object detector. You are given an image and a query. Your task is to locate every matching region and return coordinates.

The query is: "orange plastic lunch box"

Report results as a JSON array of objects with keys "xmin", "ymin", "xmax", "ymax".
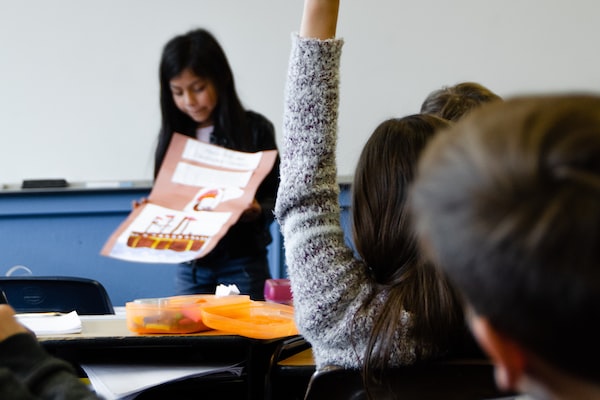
[
  {"xmin": 125, "ymin": 294, "xmax": 250, "ymax": 334},
  {"xmin": 200, "ymin": 300, "xmax": 298, "ymax": 339}
]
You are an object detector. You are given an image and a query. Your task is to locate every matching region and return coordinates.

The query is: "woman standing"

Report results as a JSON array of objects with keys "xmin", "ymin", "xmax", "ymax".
[{"xmin": 156, "ymin": 28, "xmax": 279, "ymax": 300}]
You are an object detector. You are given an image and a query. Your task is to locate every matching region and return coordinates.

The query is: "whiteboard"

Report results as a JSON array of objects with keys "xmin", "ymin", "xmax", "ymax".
[{"xmin": 2, "ymin": 0, "xmax": 599, "ymax": 185}]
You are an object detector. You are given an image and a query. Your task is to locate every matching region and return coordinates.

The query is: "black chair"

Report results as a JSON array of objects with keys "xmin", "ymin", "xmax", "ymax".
[
  {"xmin": 265, "ymin": 335, "xmax": 315, "ymax": 400},
  {"xmin": 304, "ymin": 358, "xmax": 517, "ymax": 400},
  {"xmin": 0, "ymin": 276, "xmax": 114, "ymax": 315}
]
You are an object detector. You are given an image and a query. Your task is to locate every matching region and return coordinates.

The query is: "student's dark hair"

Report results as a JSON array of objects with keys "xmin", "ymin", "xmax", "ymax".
[
  {"xmin": 420, "ymin": 82, "xmax": 501, "ymax": 122},
  {"xmin": 352, "ymin": 114, "xmax": 464, "ymax": 384},
  {"xmin": 411, "ymin": 95, "xmax": 600, "ymax": 382},
  {"xmin": 155, "ymin": 28, "xmax": 249, "ymax": 177}
]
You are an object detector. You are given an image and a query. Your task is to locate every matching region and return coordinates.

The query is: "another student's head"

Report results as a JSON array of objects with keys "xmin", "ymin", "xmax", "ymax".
[
  {"xmin": 421, "ymin": 82, "xmax": 501, "ymax": 121},
  {"xmin": 352, "ymin": 114, "xmax": 464, "ymax": 371},
  {"xmin": 410, "ymin": 95, "xmax": 600, "ymax": 397}
]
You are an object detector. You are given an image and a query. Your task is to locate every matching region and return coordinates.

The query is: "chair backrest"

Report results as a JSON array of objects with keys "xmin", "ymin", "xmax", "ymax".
[
  {"xmin": 304, "ymin": 358, "xmax": 516, "ymax": 400},
  {"xmin": 0, "ymin": 276, "xmax": 114, "ymax": 315},
  {"xmin": 265, "ymin": 335, "xmax": 315, "ymax": 399}
]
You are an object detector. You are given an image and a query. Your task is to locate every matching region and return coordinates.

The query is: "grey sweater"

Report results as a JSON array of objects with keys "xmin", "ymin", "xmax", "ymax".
[{"xmin": 275, "ymin": 34, "xmax": 426, "ymax": 370}]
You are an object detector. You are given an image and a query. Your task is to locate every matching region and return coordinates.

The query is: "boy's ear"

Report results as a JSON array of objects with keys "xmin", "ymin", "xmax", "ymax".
[{"xmin": 470, "ymin": 315, "xmax": 527, "ymax": 392}]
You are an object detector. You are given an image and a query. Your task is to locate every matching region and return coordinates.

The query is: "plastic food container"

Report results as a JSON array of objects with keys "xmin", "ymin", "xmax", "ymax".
[
  {"xmin": 200, "ymin": 301, "xmax": 298, "ymax": 339},
  {"xmin": 126, "ymin": 294, "xmax": 250, "ymax": 334}
]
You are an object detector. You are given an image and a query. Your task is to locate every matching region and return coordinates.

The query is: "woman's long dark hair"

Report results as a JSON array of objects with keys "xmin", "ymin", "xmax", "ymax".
[
  {"xmin": 351, "ymin": 115, "xmax": 464, "ymax": 391},
  {"xmin": 155, "ymin": 28, "xmax": 250, "ymax": 177}
]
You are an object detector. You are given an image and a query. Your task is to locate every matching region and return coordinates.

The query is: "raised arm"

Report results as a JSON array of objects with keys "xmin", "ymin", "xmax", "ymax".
[
  {"xmin": 299, "ymin": 0, "xmax": 339, "ymax": 39},
  {"xmin": 277, "ymin": 0, "xmax": 377, "ymax": 370}
]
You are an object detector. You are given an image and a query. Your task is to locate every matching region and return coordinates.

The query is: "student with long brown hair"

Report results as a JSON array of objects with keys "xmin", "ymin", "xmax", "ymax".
[{"xmin": 275, "ymin": 0, "xmax": 466, "ymax": 392}]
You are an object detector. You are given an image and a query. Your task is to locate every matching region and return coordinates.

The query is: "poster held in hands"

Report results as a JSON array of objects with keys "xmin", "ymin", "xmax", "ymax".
[{"xmin": 101, "ymin": 133, "xmax": 277, "ymax": 264}]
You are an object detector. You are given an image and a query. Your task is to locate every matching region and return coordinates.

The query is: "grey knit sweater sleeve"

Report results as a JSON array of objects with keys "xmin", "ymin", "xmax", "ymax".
[{"xmin": 275, "ymin": 34, "xmax": 417, "ymax": 370}]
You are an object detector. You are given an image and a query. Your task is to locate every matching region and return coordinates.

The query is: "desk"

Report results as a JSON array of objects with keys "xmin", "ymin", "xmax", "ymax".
[
  {"xmin": 278, "ymin": 347, "xmax": 314, "ymax": 367},
  {"xmin": 39, "ymin": 315, "xmax": 290, "ymax": 399}
]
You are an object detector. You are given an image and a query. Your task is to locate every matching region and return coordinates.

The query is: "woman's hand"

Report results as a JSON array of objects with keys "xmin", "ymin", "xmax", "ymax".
[
  {"xmin": 132, "ymin": 197, "xmax": 149, "ymax": 209},
  {"xmin": 240, "ymin": 198, "xmax": 262, "ymax": 222}
]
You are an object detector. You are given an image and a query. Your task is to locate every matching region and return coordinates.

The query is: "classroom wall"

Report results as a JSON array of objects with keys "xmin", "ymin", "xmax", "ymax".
[
  {"xmin": 2, "ymin": 0, "xmax": 600, "ymax": 185},
  {"xmin": 0, "ymin": 185, "xmax": 353, "ymax": 305}
]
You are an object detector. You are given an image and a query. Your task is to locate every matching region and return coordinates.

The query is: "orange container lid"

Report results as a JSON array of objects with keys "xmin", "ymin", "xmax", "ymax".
[{"xmin": 200, "ymin": 301, "xmax": 298, "ymax": 339}]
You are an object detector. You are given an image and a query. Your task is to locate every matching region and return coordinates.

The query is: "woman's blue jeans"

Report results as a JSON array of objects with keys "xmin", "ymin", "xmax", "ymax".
[{"xmin": 175, "ymin": 254, "xmax": 271, "ymax": 300}]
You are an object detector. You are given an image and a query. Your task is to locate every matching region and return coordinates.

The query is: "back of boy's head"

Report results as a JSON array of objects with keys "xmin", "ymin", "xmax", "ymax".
[
  {"xmin": 410, "ymin": 94, "xmax": 600, "ymax": 382},
  {"xmin": 420, "ymin": 82, "xmax": 501, "ymax": 122}
]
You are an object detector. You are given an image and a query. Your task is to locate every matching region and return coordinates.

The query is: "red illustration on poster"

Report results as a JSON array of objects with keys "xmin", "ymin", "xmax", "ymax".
[{"xmin": 101, "ymin": 133, "xmax": 278, "ymax": 264}]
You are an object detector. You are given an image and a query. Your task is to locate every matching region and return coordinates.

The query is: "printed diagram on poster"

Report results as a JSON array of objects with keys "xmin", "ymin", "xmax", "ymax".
[{"xmin": 101, "ymin": 133, "xmax": 277, "ymax": 264}]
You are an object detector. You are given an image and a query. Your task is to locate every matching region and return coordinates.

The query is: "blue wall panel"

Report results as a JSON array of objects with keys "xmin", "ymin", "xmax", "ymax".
[{"xmin": 0, "ymin": 184, "xmax": 349, "ymax": 306}]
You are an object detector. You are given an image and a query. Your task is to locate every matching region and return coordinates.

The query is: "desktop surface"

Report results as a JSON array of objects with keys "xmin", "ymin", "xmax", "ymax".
[{"xmin": 38, "ymin": 314, "xmax": 293, "ymax": 399}]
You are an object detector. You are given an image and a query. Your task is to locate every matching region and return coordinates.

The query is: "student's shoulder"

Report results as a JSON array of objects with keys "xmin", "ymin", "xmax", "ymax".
[
  {"xmin": 245, "ymin": 110, "xmax": 276, "ymax": 143},
  {"xmin": 245, "ymin": 110, "xmax": 274, "ymax": 127}
]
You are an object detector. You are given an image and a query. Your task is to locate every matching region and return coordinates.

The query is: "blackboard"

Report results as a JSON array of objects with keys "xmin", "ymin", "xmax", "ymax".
[{"xmin": 2, "ymin": 0, "xmax": 599, "ymax": 185}]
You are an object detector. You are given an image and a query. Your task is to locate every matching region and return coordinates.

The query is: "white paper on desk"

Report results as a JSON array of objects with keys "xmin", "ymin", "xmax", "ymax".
[
  {"xmin": 80, "ymin": 362, "xmax": 244, "ymax": 400},
  {"xmin": 15, "ymin": 311, "xmax": 82, "ymax": 335}
]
